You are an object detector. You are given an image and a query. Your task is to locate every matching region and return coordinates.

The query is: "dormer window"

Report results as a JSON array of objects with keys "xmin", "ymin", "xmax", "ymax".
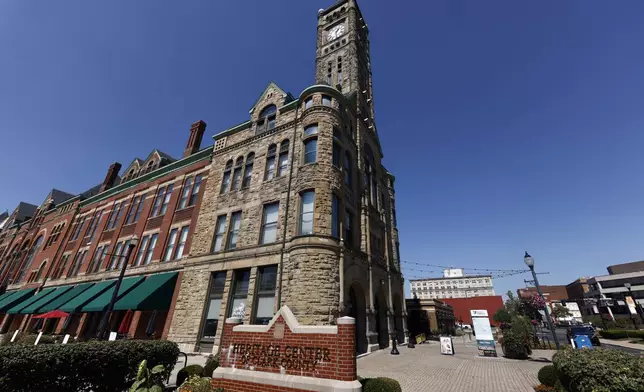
[
  {"xmin": 256, "ymin": 105, "xmax": 277, "ymax": 135},
  {"xmin": 145, "ymin": 160, "xmax": 157, "ymax": 174}
]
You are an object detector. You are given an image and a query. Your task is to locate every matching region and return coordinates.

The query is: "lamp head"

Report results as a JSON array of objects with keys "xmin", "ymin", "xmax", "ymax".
[{"xmin": 524, "ymin": 251, "xmax": 535, "ymax": 268}]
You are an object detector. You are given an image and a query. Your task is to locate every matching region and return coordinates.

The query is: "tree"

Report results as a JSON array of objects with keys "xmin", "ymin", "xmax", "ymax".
[
  {"xmin": 494, "ymin": 308, "xmax": 512, "ymax": 324},
  {"xmin": 552, "ymin": 304, "xmax": 572, "ymax": 320}
]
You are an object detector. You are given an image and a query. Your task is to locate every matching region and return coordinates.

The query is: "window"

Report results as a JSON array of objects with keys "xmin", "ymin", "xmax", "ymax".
[
  {"xmin": 85, "ymin": 211, "xmax": 103, "ymax": 241},
  {"xmin": 201, "ymin": 272, "xmax": 227, "ymax": 341},
  {"xmin": 344, "ymin": 152, "xmax": 351, "ymax": 185},
  {"xmin": 332, "ymin": 194, "xmax": 339, "ymax": 238},
  {"xmin": 260, "ymin": 203, "xmax": 279, "ymax": 244},
  {"xmin": 231, "ymin": 157, "xmax": 243, "ymax": 191},
  {"xmin": 188, "ymin": 175, "xmax": 202, "ymax": 206},
  {"xmin": 304, "ymin": 139, "xmax": 317, "ymax": 164},
  {"xmin": 160, "ymin": 184, "xmax": 174, "ymax": 215},
  {"xmin": 265, "ymin": 145, "xmax": 276, "ymax": 181},
  {"xmin": 126, "ymin": 194, "xmax": 146, "ymax": 224},
  {"xmin": 17, "ymin": 236, "xmax": 44, "ymax": 283},
  {"xmin": 108, "ymin": 241, "xmax": 124, "ymax": 271},
  {"xmin": 178, "ymin": 175, "xmax": 203, "ymax": 209},
  {"xmin": 221, "ymin": 160, "xmax": 233, "ymax": 194},
  {"xmin": 69, "ymin": 250, "xmax": 88, "ymax": 277},
  {"xmin": 333, "ymin": 141, "xmax": 341, "ymax": 168},
  {"xmin": 228, "ymin": 269, "xmax": 251, "ymax": 318},
  {"xmin": 326, "ymin": 61, "xmax": 332, "ymax": 84},
  {"xmin": 70, "ymin": 216, "xmax": 87, "ymax": 241},
  {"xmin": 212, "ymin": 216, "xmax": 227, "ymax": 252},
  {"xmin": 253, "ymin": 265, "xmax": 277, "ymax": 325},
  {"xmin": 277, "ymin": 140, "xmax": 289, "ymax": 177},
  {"xmin": 226, "ymin": 212, "xmax": 242, "ymax": 249},
  {"xmin": 242, "ymin": 153, "xmax": 254, "ymax": 189},
  {"xmin": 365, "ymin": 145, "xmax": 378, "ymax": 205},
  {"xmin": 143, "ymin": 234, "xmax": 158, "ymax": 265},
  {"xmin": 175, "ymin": 226, "xmax": 189, "ymax": 260},
  {"xmin": 163, "ymin": 229, "xmax": 178, "ymax": 262},
  {"xmin": 34, "ymin": 261, "xmax": 47, "ymax": 282},
  {"xmin": 298, "ymin": 191, "xmax": 315, "ymax": 235},
  {"xmin": 304, "ymin": 124, "xmax": 318, "ymax": 137},
  {"xmin": 178, "ymin": 177, "xmax": 192, "ymax": 209},
  {"xmin": 106, "ymin": 202, "xmax": 126, "ymax": 230},
  {"xmin": 45, "ymin": 223, "xmax": 66, "ymax": 248},
  {"xmin": 134, "ymin": 236, "xmax": 150, "ymax": 267},
  {"xmin": 304, "ymin": 98, "xmax": 313, "ymax": 110},
  {"xmin": 52, "ymin": 254, "xmax": 71, "ymax": 280},
  {"xmin": 256, "ymin": 105, "xmax": 277, "ymax": 134},
  {"xmin": 337, "ymin": 56, "xmax": 343, "ymax": 85},
  {"xmin": 322, "ymin": 95, "xmax": 332, "ymax": 107},
  {"xmin": 150, "ymin": 185, "xmax": 173, "ymax": 217},
  {"xmin": 88, "ymin": 245, "xmax": 108, "ymax": 273}
]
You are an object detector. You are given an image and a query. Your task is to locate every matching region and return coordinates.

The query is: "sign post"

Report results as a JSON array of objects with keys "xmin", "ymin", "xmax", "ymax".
[{"xmin": 470, "ymin": 309, "xmax": 497, "ymax": 357}]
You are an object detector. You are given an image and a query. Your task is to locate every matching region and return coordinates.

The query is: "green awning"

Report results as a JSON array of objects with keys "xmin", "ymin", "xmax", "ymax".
[
  {"xmin": 40, "ymin": 283, "xmax": 94, "ymax": 313},
  {"xmin": 6, "ymin": 288, "xmax": 56, "ymax": 314},
  {"xmin": 81, "ymin": 276, "xmax": 145, "ymax": 312},
  {"xmin": 0, "ymin": 289, "xmax": 36, "ymax": 312},
  {"xmin": 19, "ymin": 285, "xmax": 74, "ymax": 314},
  {"xmin": 114, "ymin": 272, "xmax": 178, "ymax": 311},
  {"xmin": 59, "ymin": 281, "xmax": 116, "ymax": 313},
  {"xmin": 0, "ymin": 291, "xmax": 16, "ymax": 304}
]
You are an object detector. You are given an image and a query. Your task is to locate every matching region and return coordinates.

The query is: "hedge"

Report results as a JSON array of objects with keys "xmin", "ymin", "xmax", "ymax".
[
  {"xmin": 0, "ymin": 339, "xmax": 179, "ymax": 392},
  {"xmin": 176, "ymin": 364, "xmax": 205, "ymax": 387},
  {"xmin": 537, "ymin": 365, "xmax": 558, "ymax": 387},
  {"xmin": 598, "ymin": 329, "xmax": 644, "ymax": 340},
  {"xmin": 552, "ymin": 347, "xmax": 644, "ymax": 392},
  {"xmin": 361, "ymin": 377, "xmax": 402, "ymax": 392}
]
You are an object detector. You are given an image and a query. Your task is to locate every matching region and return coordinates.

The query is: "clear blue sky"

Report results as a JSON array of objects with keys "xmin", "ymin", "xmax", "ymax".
[{"xmin": 2, "ymin": 1, "xmax": 644, "ymax": 297}]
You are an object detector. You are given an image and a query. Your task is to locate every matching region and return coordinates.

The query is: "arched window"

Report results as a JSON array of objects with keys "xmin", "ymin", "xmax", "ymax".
[
  {"xmin": 265, "ymin": 145, "xmax": 277, "ymax": 181},
  {"xmin": 277, "ymin": 140, "xmax": 290, "ymax": 177},
  {"xmin": 242, "ymin": 153, "xmax": 254, "ymax": 189},
  {"xmin": 332, "ymin": 128, "xmax": 342, "ymax": 168},
  {"xmin": 220, "ymin": 159, "xmax": 233, "ymax": 194},
  {"xmin": 145, "ymin": 160, "xmax": 156, "ymax": 174},
  {"xmin": 231, "ymin": 157, "xmax": 244, "ymax": 191},
  {"xmin": 15, "ymin": 236, "xmax": 43, "ymax": 283},
  {"xmin": 35, "ymin": 260, "xmax": 47, "ymax": 282},
  {"xmin": 303, "ymin": 125, "xmax": 318, "ymax": 164},
  {"xmin": 364, "ymin": 144, "xmax": 377, "ymax": 205},
  {"xmin": 256, "ymin": 105, "xmax": 277, "ymax": 134}
]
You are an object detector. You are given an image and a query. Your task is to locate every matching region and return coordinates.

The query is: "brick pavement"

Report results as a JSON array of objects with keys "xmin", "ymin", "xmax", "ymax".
[{"xmin": 357, "ymin": 340, "xmax": 554, "ymax": 392}]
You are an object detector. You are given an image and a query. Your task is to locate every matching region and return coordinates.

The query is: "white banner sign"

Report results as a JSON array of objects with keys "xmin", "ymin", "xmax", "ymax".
[
  {"xmin": 440, "ymin": 336, "xmax": 454, "ymax": 355},
  {"xmin": 470, "ymin": 309, "xmax": 489, "ymax": 318},
  {"xmin": 626, "ymin": 296, "xmax": 638, "ymax": 316}
]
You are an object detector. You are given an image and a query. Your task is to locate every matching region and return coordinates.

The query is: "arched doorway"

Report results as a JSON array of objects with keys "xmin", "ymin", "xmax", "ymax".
[
  {"xmin": 393, "ymin": 294, "xmax": 405, "ymax": 344},
  {"xmin": 348, "ymin": 283, "xmax": 367, "ymax": 354},
  {"xmin": 373, "ymin": 294, "xmax": 389, "ymax": 349}
]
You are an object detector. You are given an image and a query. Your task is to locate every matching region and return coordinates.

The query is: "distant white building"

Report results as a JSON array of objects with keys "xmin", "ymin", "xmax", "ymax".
[{"xmin": 410, "ymin": 269, "xmax": 496, "ymax": 300}]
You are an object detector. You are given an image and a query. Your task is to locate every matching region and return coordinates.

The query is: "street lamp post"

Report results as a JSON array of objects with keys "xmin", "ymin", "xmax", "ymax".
[
  {"xmin": 97, "ymin": 237, "xmax": 139, "ymax": 340},
  {"xmin": 624, "ymin": 283, "xmax": 644, "ymax": 327},
  {"xmin": 524, "ymin": 252, "xmax": 560, "ymax": 349}
]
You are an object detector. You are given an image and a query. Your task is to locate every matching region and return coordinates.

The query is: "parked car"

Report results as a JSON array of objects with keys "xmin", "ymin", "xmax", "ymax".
[{"xmin": 566, "ymin": 325, "xmax": 600, "ymax": 346}]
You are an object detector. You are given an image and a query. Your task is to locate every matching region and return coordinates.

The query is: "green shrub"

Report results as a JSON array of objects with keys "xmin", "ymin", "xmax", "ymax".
[
  {"xmin": 178, "ymin": 375, "xmax": 212, "ymax": 392},
  {"xmin": 129, "ymin": 359, "xmax": 166, "ymax": 392},
  {"xmin": 203, "ymin": 353, "xmax": 219, "ymax": 378},
  {"xmin": 176, "ymin": 364, "xmax": 205, "ymax": 388},
  {"xmin": 14, "ymin": 333, "xmax": 57, "ymax": 345},
  {"xmin": 362, "ymin": 377, "xmax": 402, "ymax": 392},
  {"xmin": 502, "ymin": 330, "xmax": 530, "ymax": 359},
  {"xmin": 552, "ymin": 347, "xmax": 644, "ymax": 392},
  {"xmin": 599, "ymin": 329, "xmax": 644, "ymax": 340},
  {"xmin": 0, "ymin": 339, "xmax": 179, "ymax": 392},
  {"xmin": 538, "ymin": 365, "xmax": 558, "ymax": 387}
]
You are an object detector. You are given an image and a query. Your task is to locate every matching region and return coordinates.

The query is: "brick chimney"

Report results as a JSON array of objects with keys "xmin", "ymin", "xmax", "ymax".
[
  {"xmin": 99, "ymin": 162, "xmax": 122, "ymax": 192},
  {"xmin": 183, "ymin": 120, "xmax": 207, "ymax": 158}
]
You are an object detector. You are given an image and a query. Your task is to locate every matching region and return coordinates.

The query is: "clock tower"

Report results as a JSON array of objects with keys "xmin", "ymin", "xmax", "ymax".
[{"xmin": 316, "ymin": 0, "xmax": 376, "ymax": 130}]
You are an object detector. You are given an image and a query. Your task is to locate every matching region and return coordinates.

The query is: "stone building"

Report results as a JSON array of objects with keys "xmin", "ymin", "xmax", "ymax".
[{"xmin": 167, "ymin": 0, "xmax": 405, "ymax": 354}]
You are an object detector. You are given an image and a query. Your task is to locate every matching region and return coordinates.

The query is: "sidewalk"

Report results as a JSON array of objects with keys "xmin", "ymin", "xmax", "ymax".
[
  {"xmin": 357, "ymin": 340, "xmax": 554, "ymax": 392},
  {"xmin": 600, "ymin": 338, "xmax": 644, "ymax": 351}
]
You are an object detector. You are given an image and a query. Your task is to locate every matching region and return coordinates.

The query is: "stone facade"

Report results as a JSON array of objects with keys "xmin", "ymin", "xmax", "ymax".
[{"xmin": 167, "ymin": 0, "xmax": 406, "ymax": 355}]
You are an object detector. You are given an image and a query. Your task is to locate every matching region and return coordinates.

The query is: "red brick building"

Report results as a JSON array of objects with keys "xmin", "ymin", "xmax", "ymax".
[
  {"xmin": 441, "ymin": 296, "xmax": 504, "ymax": 326},
  {"xmin": 517, "ymin": 285, "xmax": 569, "ymax": 303},
  {"xmin": 0, "ymin": 120, "xmax": 211, "ymax": 339}
]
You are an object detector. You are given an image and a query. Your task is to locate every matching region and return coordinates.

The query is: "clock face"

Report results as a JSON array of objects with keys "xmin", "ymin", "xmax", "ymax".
[{"xmin": 327, "ymin": 24, "xmax": 345, "ymax": 41}]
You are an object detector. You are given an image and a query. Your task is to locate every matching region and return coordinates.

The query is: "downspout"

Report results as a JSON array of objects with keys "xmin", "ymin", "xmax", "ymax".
[{"xmin": 277, "ymin": 103, "xmax": 300, "ymax": 308}]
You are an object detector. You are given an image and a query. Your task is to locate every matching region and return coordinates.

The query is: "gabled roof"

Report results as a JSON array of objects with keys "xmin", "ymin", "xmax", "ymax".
[
  {"xmin": 153, "ymin": 149, "xmax": 176, "ymax": 163},
  {"xmin": 248, "ymin": 81, "xmax": 294, "ymax": 114}
]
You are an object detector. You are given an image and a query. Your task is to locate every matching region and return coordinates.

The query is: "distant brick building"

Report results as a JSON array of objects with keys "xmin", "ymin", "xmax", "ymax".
[
  {"xmin": 441, "ymin": 296, "xmax": 504, "ymax": 327},
  {"xmin": 518, "ymin": 285, "xmax": 569, "ymax": 303},
  {"xmin": 566, "ymin": 278, "xmax": 590, "ymax": 300}
]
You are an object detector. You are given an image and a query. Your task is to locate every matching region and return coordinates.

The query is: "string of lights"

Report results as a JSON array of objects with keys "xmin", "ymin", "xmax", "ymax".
[{"xmin": 401, "ymin": 260, "xmax": 527, "ymax": 273}]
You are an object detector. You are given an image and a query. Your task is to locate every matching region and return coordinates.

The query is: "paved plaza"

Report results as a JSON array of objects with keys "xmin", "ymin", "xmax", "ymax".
[{"xmin": 358, "ymin": 340, "xmax": 554, "ymax": 392}]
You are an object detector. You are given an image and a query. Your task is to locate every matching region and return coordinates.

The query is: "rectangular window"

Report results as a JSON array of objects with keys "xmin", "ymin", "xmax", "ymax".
[
  {"xmin": 226, "ymin": 212, "xmax": 242, "ymax": 249},
  {"xmin": 70, "ymin": 216, "xmax": 87, "ymax": 241},
  {"xmin": 232, "ymin": 167, "xmax": 242, "ymax": 191},
  {"xmin": 174, "ymin": 225, "xmax": 190, "ymax": 260},
  {"xmin": 134, "ymin": 236, "xmax": 150, "ymax": 267},
  {"xmin": 178, "ymin": 175, "xmax": 202, "ymax": 209},
  {"xmin": 178, "ymin": 177, "xmax": 193, "ymax": 210},
  {"xmin": 333, "ymin": 142, "xmax": 341, "ymax": 168},
  {"xmin": 106, "ymin": 202, "xmax": 125, "ymax": 230},
  {"xmin": 212, "ymin": 216, "xmax": 227, "ymax": 252},
  {"xmin": 242, "ymin": 157, "xmax": 254, "ymax": 189},
  {"xmin": 163, "ymin": 229, "xmax": 178, "ymax": 262},
  {"xmin": 151, "ymin": 186, "xmax": 167, "ymax": 217},
  {"xmin": 228, "ymin": 269, "xmax": 251, "ymax": 318},
  {"xmin": 304, "ymin": 124, "xmax": 318, "ymax": 137},
  {"xmin": 332, "ymin": 194, "xmax": 339, "ymax": 238},
  {"xmin": 220, "ymin": 171, "xmax": 231, "ymax": 194},
  {"xmin": 265, "ymin": 146, "xmax": 276, "ymax": 181},
  {"xmin": 85, "ymin": 211, "xmax": 103, "ymax": 241},
  {"xmin": 277, "ymin": 141, "xmax": 289, "ymax": 177},
  {"xmin": 69, "ymin": 250, "xmax": 88, "ymax": 277},
  {"xmin": 304, "ymin": 139, "xmax": 317, "ymax": 164},
  {"xmin": 253, "ymin": 265, "xmax": 278, "ymax": 325},
  {"xmin": 344, "ymin": 153, "xmax": 351, "ymax": 185},
  {"xmin": 189, "ymin": 175, "xmax": 202, "ymax": 206},
  {"xmin": 344, "ymin": 210, "xmax": 353, "ymax": 248},
  {"xmin": 322, "ymin": 95, "xmax": 332, "ymax": 107},
  {"xmin": 126, "ymin": 195, "xmax": 144, "ymax": 225},
  {"xmin": 201, "ymin": 272, "xmax": 227, "ymax": 340},
  {"xmin": 159, "ymin": 184, "xmax": 174, "ymax": 215},
  {"xmin": 304, "ymin": 98, "xmax": 313, "ymax": 110},
  {"xmin": 88, "ymin": 245, "xmax": 108, "ymax": 274},
  {"xmin": 52, "ymin": 254, "xmax": 71, "ymax": 279},
  {"xmin": 109, "ymin": 241, "xmax": 124, "ymax": 270},
  {"xmin": 260, "ymin": 203, "xmax": 279, "ymax": 244},
  {"xmin": 299, "ymin": 191, "xmax": 315, "ymax": 235},
  {"xmin": 144, "ymin": 234, "xmax": 158, "ymax": 265}
]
